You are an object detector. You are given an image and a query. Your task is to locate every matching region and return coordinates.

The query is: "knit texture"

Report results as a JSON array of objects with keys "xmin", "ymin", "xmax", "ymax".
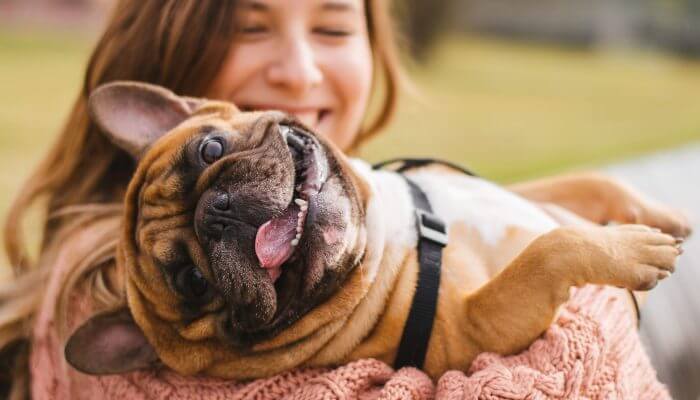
[{"xmin": 29, "ymin": 233, "xmax": 670, "ymax": 399}]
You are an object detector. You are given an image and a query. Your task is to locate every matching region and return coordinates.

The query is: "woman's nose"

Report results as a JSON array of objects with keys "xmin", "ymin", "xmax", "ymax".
[{"xmin": 266, "ymin": 37, "xmax": 323, "ymax": 95}]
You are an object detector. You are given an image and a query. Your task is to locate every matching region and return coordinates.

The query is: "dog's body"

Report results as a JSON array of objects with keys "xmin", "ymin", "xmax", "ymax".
[
  {"xmin": 337, "ymin": 162, "xmax": 560, "ymax": 373},
  {"xmin": 65, "ymin": 82, "xmax": 689, "ymax": 380},
  {"xmin": 292, "ymin": 161, "xmax": 563, "ymax": 377}
]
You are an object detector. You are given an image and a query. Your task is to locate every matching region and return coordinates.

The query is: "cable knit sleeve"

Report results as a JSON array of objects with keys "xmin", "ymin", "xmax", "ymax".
[{"xmin": 32, "ymin": 280, "xmax": 669, "ymax": 399}]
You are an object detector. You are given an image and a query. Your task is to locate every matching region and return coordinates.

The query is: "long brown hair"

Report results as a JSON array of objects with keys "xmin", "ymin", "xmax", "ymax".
[{"xmin": 1, "ymin": 1, "xmax": 404, "ymax": 398}]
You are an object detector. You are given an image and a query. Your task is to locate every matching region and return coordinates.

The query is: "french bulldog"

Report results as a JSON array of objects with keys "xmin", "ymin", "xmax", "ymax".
[{"xmin": 65, "ymin": 81, "xmax": 689, "ymax": 380}]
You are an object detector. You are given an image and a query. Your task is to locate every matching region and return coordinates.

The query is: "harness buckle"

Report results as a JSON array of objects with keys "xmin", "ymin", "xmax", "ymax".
[{"xmin": 415, "ymin": 209, "xmax": 448, "ymax": 246}]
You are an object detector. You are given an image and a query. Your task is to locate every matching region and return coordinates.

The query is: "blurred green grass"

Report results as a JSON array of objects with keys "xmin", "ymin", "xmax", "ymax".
[
  {"xmin": 362, "ymin": 37, "xmax": 700, "ymax": 181},
  {"xmin": 2, "ymin": 29, "xmax": 700, "ymax": 272}
]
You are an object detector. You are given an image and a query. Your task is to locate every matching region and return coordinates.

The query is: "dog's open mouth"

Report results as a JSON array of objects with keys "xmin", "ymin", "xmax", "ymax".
[{"xmin": 254, "ymin": 124, "xmax": 328, "ymax": 293}]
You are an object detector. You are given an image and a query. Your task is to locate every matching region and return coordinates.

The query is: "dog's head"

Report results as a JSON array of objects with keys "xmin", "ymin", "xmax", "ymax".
[{"xmin": 65, "ymin": 82, "xmax": 370, "ymax": 376}]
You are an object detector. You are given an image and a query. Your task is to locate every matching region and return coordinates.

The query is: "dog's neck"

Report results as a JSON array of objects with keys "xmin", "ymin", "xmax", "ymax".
[
  {"xmin": 298, "ymin": 159, "xmax": 421, "ymax": 367},
  {"xmin": 350, "ymin": 159, "xmax": 418, "ymax": 282}
]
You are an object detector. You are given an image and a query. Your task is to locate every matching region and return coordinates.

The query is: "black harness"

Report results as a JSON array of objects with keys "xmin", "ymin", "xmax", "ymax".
[{"xmin": 372, "ymin": 158, "xmax": 476, "ymax": 370}]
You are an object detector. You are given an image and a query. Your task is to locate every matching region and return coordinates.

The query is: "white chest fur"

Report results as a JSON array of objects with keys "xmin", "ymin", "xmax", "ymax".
[
  {"xmin": 409, "ymin": 169, "xmax": 558, "ymax": 247},
  {"xmin": 350, "ymin": 159, "xmax": 559, "ymax": 250}
]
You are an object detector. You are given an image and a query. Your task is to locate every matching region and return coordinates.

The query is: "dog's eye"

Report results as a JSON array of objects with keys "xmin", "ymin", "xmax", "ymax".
[
  {"xmin": 175, "ymin": 267, "xmax": 209, "ymax": 299},
  {"xmin": 200, "ymin": 138, "xmax": 224, "ymax": 164}
]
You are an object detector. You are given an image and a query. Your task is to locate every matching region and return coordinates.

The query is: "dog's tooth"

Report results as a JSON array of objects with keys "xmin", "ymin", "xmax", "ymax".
[
  {"xmin": 302, "ymin": 186, "xmax": 319, "ymax": 197},
  {"xmin": 300, "ymin": 204, "xmax": 308, "ymax": 211},
  {"xmin": 294, "ymin": 198, "xmax": 307, "ymax": 206},
  {"xmin": 298, "ymin": 211, "xmax": 304, "ymax": 219},
  {"xmin": 291, "ymin": 238, "xmax": 299, "ymax": 246}
]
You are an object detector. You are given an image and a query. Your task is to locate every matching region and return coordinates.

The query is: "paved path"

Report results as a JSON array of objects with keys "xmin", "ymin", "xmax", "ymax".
[{"xmin": 606, "ymin": 143, "xmax": 700, "ymax": 400}]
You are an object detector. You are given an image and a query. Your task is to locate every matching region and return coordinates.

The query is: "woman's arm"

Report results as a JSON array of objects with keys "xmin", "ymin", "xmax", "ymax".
[{"xmin": 508, "ymin": 171, "xmax": 691, "ymax": 238}]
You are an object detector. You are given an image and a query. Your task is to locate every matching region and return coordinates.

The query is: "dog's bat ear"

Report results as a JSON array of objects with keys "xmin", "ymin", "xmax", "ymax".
[
  {"xmin": 181, "ymin": 95, "xmax": 206, "ymax": 113},
  {"xmin": 64, "ymin": 307, "xmax": 158, "ymax": 375},
  {"xmin": 88, "ymin": 81, "xmax": 194, "ymax": 159}
]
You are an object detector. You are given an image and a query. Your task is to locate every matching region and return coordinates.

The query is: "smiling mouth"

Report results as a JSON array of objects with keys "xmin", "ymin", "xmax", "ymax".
[
  {"xmin": 241, "ymin": 105, "xmax": 331, "ymax": 128},
  {"xmin": 254, "ymin": 125, "xmax": 328, "ymax": 295}
]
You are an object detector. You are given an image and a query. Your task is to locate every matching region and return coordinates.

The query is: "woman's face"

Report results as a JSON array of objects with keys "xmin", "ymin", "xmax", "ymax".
[{"xmin": 207, "ymin": 0, "xmax": 373, "ymax": 151}]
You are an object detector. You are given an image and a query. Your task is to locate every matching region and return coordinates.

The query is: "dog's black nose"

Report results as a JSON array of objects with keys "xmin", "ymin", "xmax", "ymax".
[
  {"xmin": 194, "ymin": 191, "xmax": 234, "ymax": 240},
  {"xmin": 212, "ymin": 193, "xmax": 230, "ymax": 211}
]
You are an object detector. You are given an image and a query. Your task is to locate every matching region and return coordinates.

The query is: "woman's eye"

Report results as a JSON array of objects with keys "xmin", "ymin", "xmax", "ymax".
[
  {"xmin": 175, "ymin": 266, "xmax": 209, "ymax": 299},
  {"xmin": 314, "ymin": 28, "xmax": 351, "ymax": 37},
  {"xmin": 200, "ymin": 138, "xmax": 224, "ymax": 164},
  {"xmin": 239, "ymin": 25, "xmax": 268, "ymax": 35}
]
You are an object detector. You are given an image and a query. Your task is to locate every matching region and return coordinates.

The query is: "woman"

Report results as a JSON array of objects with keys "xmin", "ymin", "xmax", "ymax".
[{"xmin": 0, "ymin": 1, "xmax": 682, "ymax": 398}]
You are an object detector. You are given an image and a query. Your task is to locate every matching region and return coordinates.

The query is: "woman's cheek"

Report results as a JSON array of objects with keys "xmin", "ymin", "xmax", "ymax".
[
  {"xmin": 208, "ymin": 43, "xmax": 273, "ymax": 99},
  {"xmin": 333, "ymin": 39, "xmax": 373, "ymax": 105},
  {"xmin": 320, "ymin": 40, "xmax": 373, "ymax": 144}
]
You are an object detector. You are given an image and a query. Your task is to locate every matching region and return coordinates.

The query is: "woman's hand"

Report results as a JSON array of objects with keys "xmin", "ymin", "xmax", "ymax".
[{"xmin": 508, "ymin": 172, "xmax": 692, "ymax": 238}]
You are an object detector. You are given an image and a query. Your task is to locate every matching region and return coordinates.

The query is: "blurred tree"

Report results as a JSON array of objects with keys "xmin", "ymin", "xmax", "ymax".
[
  {"xmin": 650, "ymin": 0, "xmax": 700, "ymax": 56},
  {"xmin": 394, "ymin": 0, "xmax": 456, "ymax": 61}
]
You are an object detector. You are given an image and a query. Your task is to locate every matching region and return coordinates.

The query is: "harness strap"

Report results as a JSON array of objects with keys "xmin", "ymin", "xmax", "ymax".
[
  {"xmin": 392, "ymin": 177, "xmax": 447, "ymax": 370},
  {"xmin": 372, "ymin": 157, "xmax": 477, "ymax": 177},
  {"xmin": 373, "ymin": 159, "xmax": 451, "ymax": 370}
]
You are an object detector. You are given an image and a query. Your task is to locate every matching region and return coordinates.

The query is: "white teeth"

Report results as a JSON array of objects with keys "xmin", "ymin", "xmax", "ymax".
[
  {"xmin": 280, "ymin": 125, "xmax": 292, "ymax": 137},
  {"xmin": 292, "ymin": 204, "xmax": 307, "ymax": 247}
]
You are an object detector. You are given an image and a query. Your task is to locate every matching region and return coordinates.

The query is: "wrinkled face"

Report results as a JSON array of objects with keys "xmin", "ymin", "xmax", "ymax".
[
  {"xmin": 207, "ymin": 0, "xmax": 373, "ymax": 151},
  {"xmin": 133, "ymin": 107, "xmax": 367, "ymax": 346}
]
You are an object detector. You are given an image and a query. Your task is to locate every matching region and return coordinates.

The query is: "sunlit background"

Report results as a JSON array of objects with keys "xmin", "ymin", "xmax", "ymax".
[{"xmin": 1, "ymin": 0, "xmax": 699, "ymax": 398}]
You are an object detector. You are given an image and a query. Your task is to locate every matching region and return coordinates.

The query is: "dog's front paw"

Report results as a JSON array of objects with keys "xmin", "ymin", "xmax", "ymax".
[
  {"xmin": 611, "ymin": 193, "xmax": 692, "ymax": 239},
  {"xmin": 597, "ymin": 224, "xmax": 683, "ymax": 291}
]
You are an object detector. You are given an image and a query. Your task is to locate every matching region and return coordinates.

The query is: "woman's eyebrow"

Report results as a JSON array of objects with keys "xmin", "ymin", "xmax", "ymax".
[
  {"xmin": 239, "ymin": 0, "xmax": 268, "ymax": 12},
  {"xmin": 320, "ymin": 0, "xmax": 358, "ymax": 13}
]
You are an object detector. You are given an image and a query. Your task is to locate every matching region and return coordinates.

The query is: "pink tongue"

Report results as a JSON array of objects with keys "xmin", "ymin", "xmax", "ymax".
[{"xmin": 255, "ymin": 206, "xmax": 300, "ymax": 281}]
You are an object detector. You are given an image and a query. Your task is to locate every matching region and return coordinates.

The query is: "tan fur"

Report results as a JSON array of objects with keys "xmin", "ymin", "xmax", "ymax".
[
  {"xmin": 113, "ymin": 102, "xmax": 689, "ymax": 380},
  {"xmin": 508, "ymin": 172, "xmax": 691, "ymax": 238}
]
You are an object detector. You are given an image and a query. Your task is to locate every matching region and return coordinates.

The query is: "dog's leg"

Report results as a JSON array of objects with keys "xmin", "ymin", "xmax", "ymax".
[
  {"xmin": 507, "ymin": 172, "xmax": 691, "ymax": 238},
  {"xmin": 460, "ymin": 224, "xmax": 680, "ymax": 358},
  {"xmin": 537, "ymin": 203, "xmax": 650, "ymax": 310}
]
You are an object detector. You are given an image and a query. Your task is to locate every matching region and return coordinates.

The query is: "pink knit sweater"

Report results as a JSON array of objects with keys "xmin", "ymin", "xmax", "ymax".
[{"xmin": 30, "ymin": 233, "xmax": 670, "ymax": 399}]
